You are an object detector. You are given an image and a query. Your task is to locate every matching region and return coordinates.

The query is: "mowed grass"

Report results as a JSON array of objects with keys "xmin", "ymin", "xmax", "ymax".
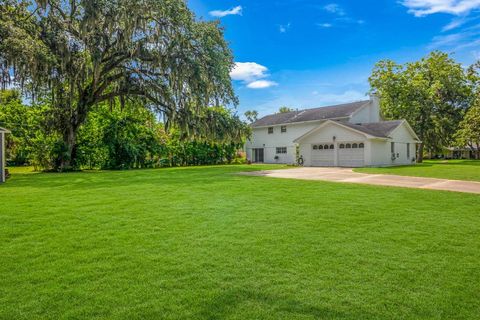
[
  {"xmin": 355, "ymin": 160, "xmax": 480, "ymax": 182},
  {"xmin": 1, "ymin": 165, "xmax": 480, "ymax": 319}
]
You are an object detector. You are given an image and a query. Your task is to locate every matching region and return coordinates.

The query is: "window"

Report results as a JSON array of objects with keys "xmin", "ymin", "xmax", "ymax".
[
  {"xmin": 313, "ymin": 145, "xmax": 318, "ymax": 150},
  {"xmin": 268, "ymin": 127, "xmax": 274, "ymax": 134},
  {"xmin": 352, "ymin": 143, "xmax": 358, "ymax": 148},
  {"xmin": 359, "ymin": 143, "xmax": 364, "ymax": 148},
  {"xmin": 391, "ymin": 142, "xmax": 395, "ymax": 153},
  {"xmin": 276, "ymin": 147, "xmax": 287, "ymax": 154},
  {"xmin": 329, "ymin": 144, "xmax": 334, "ymax": 149},
  {"xmin": 346, "ymin": 143, "xmax": 351, "ymax": 149},
  {"xmin": 407, "ymin": 143, "xmax": 410, "ymax": 158},
  {"xmin": 339, "ymin": 144, "xmax": 345, "ymax": 149},
  {"xmin": 318, "ymin": 145, "xmax": 323, "ymax": 150},
  {"xmin": 323, "ymin": 144, "xmax": 329, "ymax": 150},
  {"xmin": 281, "ymin": 126, "xmax": 287, "ymax": 133}
]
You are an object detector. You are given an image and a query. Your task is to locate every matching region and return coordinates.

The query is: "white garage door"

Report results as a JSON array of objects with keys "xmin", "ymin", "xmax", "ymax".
[
  {"xmin": 311, "ymin": 144, "xmax": 335, "ymax": 167},
  {"xmin": 338, "ymin": 142, "xmax": 365, "ymax": 167}
]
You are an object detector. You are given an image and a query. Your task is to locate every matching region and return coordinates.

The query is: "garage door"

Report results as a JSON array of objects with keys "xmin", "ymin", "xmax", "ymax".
[
  {"xmin": 338, "ymin": 142, "xmax": 364, "ymax": 167},
  {"xmin": 311, "ymin": 144, "xmax": 335, "ymax": 167}
]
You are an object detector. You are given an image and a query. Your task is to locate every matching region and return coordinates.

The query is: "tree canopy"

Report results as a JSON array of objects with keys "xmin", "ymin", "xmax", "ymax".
[
  {"xmin": 0, "ymin": 0, "xmax": 237, "ymax": 170},
  {"xmin": 278, "ymin": 106, "xmax": 294, "ymax": 113},
  {"xmin": 369, "ymin": 51, "xmax": 472, "ymax": 161}
]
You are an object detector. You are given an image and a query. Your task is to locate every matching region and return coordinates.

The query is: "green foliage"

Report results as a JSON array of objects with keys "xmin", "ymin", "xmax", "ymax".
[
  {"xmin": 0, "ymin": 90, "xmax": 59, "ymax": 169},
  {"xmin": 244, "ymin": 110, "xmax": 258, "ymax": 124},
  {"xmin": 1, "ymin": 91, "xmax": 249, "ymax": 170},
  {"xmin": 278, "ymin": 106, "xmax": 294, "ymax": 113},
  {"xmin": 369, "ymin": 51, "xmax": 472, "ymax": 160},
  {"xmin": 455, "ymin": 102, "xmax": 480, "ymax": 159},
  {"xmin": 0, "ymin": 0, "xmax": 237, "ymax": 170}
]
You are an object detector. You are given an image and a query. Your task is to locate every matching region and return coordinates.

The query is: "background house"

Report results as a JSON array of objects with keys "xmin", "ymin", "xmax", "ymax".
[{"xmin": 245, "ymin": 97, "xmax": 420, "ymax": 167}]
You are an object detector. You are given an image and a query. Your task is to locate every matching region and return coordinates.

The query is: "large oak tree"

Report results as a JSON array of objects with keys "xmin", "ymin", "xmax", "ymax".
[
  {"xmin": 0, "ymin": 0, "xmax": 237, "ymax": 170},
  {"xmin": 369, "ymin": 51, "xmax": 471, "ymax": 162}
]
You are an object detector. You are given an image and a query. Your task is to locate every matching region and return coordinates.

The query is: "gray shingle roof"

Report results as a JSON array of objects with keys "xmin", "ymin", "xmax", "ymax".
[
  {"xmin": 337, "ymin": 120, "xmax": 403, "ymax": 138},
  {"xmin": 252, "ymin": 100, "xmax": 370, "ymax": 127}
]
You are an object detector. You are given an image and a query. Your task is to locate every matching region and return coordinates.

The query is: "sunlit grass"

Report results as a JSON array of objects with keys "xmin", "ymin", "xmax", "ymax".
[
  {"xmin": 355, "ymin": 160, "xmax": 480, "ymax": 181},
  {"xmin": 1, "ymin": 165, "xmax": 479, "ymax": 319}
]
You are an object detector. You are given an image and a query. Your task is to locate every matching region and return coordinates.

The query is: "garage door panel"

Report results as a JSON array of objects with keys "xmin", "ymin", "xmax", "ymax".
[
  {"xmin": 311, "ymin": 144, "xmax": 334, "ymax": 167},
  {"xmin": 338, "ymin": 145, "xmax": 364, "ymax": 167}
]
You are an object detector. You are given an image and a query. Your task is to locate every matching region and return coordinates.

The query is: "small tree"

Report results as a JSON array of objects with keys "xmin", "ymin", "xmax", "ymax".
[
  {"xmin": 278, "ymin": 106, "xmax": 294, "ymax": 113},
  {"xmin": 244, "ymin": 110, "xmax": 258, "ymax": 124}
]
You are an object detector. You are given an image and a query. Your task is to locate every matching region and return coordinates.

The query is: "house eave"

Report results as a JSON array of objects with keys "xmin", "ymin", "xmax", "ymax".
[{"xmin": 251, "ymin": 117, "xmax": 350, "ymax": 129}]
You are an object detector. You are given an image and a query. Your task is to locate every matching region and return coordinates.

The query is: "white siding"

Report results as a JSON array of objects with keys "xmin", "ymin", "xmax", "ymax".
[
  {"xmin": 389, "ymin": 123, "xmax": 417, "ymax": 165},
  {"xmin": 369, "ymin": 122, "xmax": 417, "ymax": 166},
  {"xmin": 349, "ymin": 99, "xmax": 381, "ymax": 124},
  {"xmin": 246, "ymin": 121, "xmax": 321, "ymax": 164},
  {"xmin": 298, "ymin": 122, "xmax": 368, "ymax": 167}
]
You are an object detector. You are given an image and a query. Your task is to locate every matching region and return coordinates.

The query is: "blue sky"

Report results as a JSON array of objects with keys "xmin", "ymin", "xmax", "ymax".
[{"xmin": 188, "ymin": 0, "xmax": 480, "ymax": 117}]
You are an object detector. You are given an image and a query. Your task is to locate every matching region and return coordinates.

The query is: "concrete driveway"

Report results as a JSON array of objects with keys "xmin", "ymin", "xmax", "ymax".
[{"xmin": 242, "ymin": 167, "xmax": 480, "ymax": 194}]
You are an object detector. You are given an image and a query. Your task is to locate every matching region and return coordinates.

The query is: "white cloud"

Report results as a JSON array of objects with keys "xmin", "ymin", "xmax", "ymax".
[
  {"xmin": 402, "ymin": 0, "xmax": 480, "ymax": 17},
  {"xmin": 317, "ymin": 23, "xmax": 333, "ymax": 28},
  {"xmin": 230, "ymin": 62, "xmax": 278, "ymax": 89},
  {"xmin": 209, "ymin": 5, "xmax": 242, "ymax": 18},
  {"xmin": 230, "ymin": 62, "xmax": 268, "ymax": 82},
  {"xmin": 247, "ymin": 80, "xmax": 278, "ymax": 89},
  {"xmin": 323, "ymin": 3, "xmax": 346, "ymax": 16},
  {"xmin": 279, "ymin": 23, "xmax": 291, "ymax": 33},
  {"xmin": 442, "ymin": 17, "xmax": 467, "ymax": 31}
]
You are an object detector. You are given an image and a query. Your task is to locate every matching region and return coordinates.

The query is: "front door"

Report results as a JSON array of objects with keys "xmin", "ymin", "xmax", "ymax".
[{"xmin": 253, "ymin": 148, "xmax": 264, "ymax": 163}]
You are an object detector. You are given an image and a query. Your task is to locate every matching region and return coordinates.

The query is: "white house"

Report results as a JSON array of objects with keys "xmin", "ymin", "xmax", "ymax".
[{"xmin": 245, "ymin": 96, "xmax": 420, "ymax": 167}]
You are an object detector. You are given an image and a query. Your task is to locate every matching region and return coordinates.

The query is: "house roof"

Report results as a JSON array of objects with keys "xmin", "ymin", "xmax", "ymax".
[
  {"xmin": 252, "ymin": 100, "xmax": 370, "ymax": 127},
  {"xmin": 293, "ymin": 120, "xmax": 406, "ymax": 143},
  {"xmin": 0, "ymin": 127, "xmax": 10, "ymax": 133},
  {"xmin": 338, "ymin": 120, "xmax": 404, "ymax": 138}
]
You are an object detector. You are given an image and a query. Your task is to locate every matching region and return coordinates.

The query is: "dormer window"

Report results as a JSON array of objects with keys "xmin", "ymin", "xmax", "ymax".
[
  {"xmin": 268, "ymin": 127, "xmax": 274, "ymax": 134},
  {"xmin": 281, "ymin": 126, "xmax": 287, "ymax": 133}
]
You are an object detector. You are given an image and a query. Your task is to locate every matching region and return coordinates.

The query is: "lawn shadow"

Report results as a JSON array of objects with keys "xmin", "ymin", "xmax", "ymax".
[
  {"xmin": 195, "ymin": 288, "xmax": 374, "ymax": 319},
  {"xmin": 1, "ymin": 165, "xmax": 272, "ymax": 190}
]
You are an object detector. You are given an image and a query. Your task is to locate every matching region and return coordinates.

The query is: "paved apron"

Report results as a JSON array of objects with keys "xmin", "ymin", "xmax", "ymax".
[{"xmin": 242, "ymin": 167, "xmax": 480, "ymax": 194}]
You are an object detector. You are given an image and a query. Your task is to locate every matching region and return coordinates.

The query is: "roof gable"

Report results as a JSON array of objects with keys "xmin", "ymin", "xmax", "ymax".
[
  {"xmin": 294, "ymin": 120, "xmax": 404, "ymax": 143},
  {"xmin": 252, "ymin": 100, "xmax": 370, "ymax": 127}
]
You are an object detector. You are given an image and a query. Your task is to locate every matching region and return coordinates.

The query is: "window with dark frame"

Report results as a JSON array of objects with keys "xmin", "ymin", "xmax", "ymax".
[
  {"xmin": 391, "ymin": 142, "xmax": 395, "ymax": 153},
  {"xmin": 339, "ymin": 144, "xmax": 345, "ymax": 149},
  {"xmin": 276, "ymin": 147, "xmax": 287, "ymax": 154},
  {"xmin": 313, "ymin": 145, "xmax": 318, "ymax": 150},
  {"xmin": 359, "ymin": 143, "xmax": 364, "ymax": 148},
  {"xmin": 407, "ymin": 143, "xmax": 410, "ymax": 158},
  {"xmin": 281, "ymin": 126, "xmax": 287, "ymax": 133},
  {"xmin": 268, "ymin": 127, "xmax": 274, "ymax": 134}
]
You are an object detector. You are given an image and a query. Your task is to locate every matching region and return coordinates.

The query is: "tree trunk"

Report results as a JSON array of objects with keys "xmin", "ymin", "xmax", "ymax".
[
  {"xmin": 417, "ymin": 143, "xmax": 424, "ymax": 163},
  {"xmin": 57, "ymin": 124, "xmax": 78, "ymax": 171}
]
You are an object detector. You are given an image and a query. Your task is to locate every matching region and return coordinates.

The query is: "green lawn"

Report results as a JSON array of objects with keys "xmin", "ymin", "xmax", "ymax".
[
  {"xmin": 355, "ymin": 159, "xmax": 480, "ymax": 182},
  {"xmin": 1, "ymin": 165, "xmax": 480, "ymax": 319}
]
